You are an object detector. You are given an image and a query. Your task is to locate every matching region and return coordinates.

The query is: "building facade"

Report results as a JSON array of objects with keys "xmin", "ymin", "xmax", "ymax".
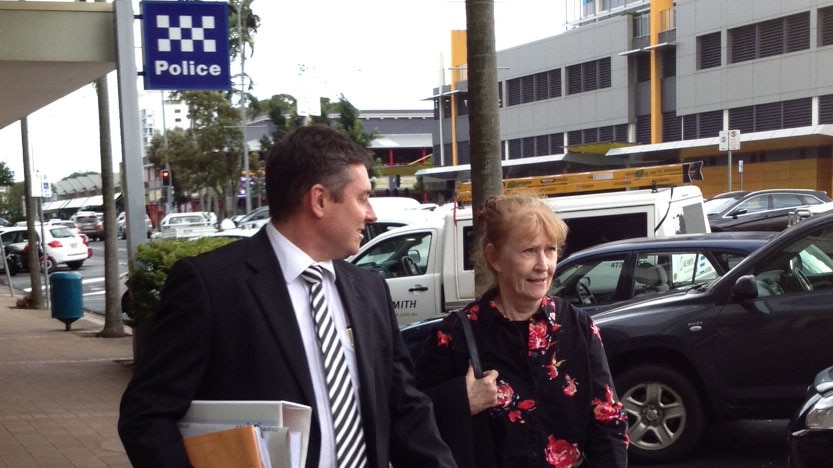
[{"xmin": 427, "ymin": 0, "xmax": 833, "ymax": 200}]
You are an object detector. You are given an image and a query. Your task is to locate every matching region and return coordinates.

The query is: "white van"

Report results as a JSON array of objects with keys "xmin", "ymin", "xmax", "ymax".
[{"xmin": 350, "ymin": 185, "xmax": 710, "ymax": 326}]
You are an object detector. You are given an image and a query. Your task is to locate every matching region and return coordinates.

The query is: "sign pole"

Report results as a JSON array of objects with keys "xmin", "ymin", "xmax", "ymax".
[{"xmin": 727, "ymin": 148, "xmax": 732, "ymax": 192}]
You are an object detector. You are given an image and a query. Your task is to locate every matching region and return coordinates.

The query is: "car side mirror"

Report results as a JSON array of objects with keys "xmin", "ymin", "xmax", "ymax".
[
  {"xmin": 733, "ymin": 274, "xmax": 759, "ymax": 300},
  {"xmin": 728, "ymin": 208, "xmax": 748, "ymax": 218}
]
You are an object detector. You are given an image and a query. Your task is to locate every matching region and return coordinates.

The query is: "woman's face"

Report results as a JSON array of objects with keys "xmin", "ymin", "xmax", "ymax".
[{"xmin": 487, "ymin": 228, "xmax": 559, "ymax": 306}]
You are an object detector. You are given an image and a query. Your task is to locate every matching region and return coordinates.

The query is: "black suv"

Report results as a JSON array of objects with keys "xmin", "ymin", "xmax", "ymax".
[{"xmin": 594, "ymin": 212, "xmax": 833, "ymax": 463}]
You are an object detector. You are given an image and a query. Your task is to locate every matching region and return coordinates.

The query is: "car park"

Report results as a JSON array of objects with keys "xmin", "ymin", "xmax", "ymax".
[
  {"xmin": 706, "ymin": 189, "xmax": 831, "ymax": 232},
  {"xmin": 787, "ymin": 364, "xmax": 833, "ymax": 468}
]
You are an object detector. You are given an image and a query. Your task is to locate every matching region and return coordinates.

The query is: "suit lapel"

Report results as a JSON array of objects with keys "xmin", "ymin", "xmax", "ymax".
[
  {"xmin": 333, "ymin": 263, "xmax": 379, "ymax": 426},
  {"xmin": 244, "ymin": 231, "xmax": 317, "ymax": 406}
]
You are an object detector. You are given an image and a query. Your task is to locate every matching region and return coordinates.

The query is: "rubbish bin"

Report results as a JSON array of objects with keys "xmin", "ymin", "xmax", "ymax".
[{"xmin": 51, "ymin": 272, "xmax": 83, "ymax": 331}]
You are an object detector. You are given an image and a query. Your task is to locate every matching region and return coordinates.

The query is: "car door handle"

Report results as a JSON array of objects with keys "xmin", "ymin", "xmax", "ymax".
[{"xmin": 409, "ymin": 285, "xmax": 429, "ymax": 292}]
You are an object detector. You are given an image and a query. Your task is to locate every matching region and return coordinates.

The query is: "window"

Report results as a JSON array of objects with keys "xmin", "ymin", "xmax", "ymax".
[
  {"xmin": 754, "ymin": 228, "xmax": 833, "ymax": 296},
  {"xmin": 697, "ymin": 32, "xmax": 721, "ymax": 69},
  {"xmin": 820, "ymin": 6, "xmax": 833, "ymax": 47},
  {"xmin": 353, "ymin": 231, "xmax": 433, "ymax": 279},
  {"xmin": 552, "ymin": 254, "xmax": 628, "ymax": 306},
  {"xmin": 735, "ymin": 196, "xmax": 769, "ymax": 215},
  {"xmin": 729, "ymin": 12, "xmax": 810, "ymax": 64}
]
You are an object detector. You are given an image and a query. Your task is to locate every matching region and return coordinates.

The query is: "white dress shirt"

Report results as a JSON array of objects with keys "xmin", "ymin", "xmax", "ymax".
[{"xmin": 266, "ymin": 223, "xmax": 363, "ymax": 468}]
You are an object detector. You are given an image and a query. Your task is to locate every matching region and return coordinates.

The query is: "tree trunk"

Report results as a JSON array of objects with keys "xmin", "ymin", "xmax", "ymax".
[
  {"xmin": 20, "ymin": 117, "xmax": 45, "ymax": 309},
  {"xmin": 465, "ymin": 0, "xmax": 504, "ymax": 290},
  {"xmin": 96, "ymin": 76, "xmax": 127, "ymax": 338}
]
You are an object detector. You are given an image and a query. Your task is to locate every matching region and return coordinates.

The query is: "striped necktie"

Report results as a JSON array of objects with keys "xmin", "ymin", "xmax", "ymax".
[{"xmin": 301, "ymin": 265, "xmax": 368, "ymax": 468}]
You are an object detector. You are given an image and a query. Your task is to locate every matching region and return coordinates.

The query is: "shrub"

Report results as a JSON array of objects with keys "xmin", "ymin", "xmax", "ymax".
[{"xmin": 124, "ymin": 237, "xmax": 234, "ymax": 328}]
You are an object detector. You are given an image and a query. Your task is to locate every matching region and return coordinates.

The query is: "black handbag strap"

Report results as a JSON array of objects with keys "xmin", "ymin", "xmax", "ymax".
[{"xmin": 453, "ymin": 309, "xmax": 483, "ymax": 379}]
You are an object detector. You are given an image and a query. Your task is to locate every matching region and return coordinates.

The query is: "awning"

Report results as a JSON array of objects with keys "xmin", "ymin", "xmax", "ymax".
[
  {"xmin": 64, "ymin": 197, "xmax": 90, "ymax": 209},
  {"xmin": 606, "ymin": 125, "xmax": 833, "ymax": 162}
]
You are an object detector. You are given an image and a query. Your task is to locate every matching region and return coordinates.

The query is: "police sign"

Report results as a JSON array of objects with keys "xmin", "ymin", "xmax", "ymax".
[{"xmin": 141, "ymin": 1, "xmax": 231, "ymax": 90}]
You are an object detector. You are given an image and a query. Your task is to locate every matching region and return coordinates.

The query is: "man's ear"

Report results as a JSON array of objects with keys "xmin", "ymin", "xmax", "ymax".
[{"xmin": 308, "ymin": 184, "xmax": 327, "ymax": 218}]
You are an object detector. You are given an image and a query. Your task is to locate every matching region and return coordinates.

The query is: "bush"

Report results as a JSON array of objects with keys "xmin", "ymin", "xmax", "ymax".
[{"xmin": 124, "ymin": 237, "xmax": 234, "ymax": 328}]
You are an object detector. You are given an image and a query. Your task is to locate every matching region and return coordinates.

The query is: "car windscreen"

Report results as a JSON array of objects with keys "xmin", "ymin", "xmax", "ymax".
[
  {"xmin": 704, "ymin": 198, "xmax": 738, "ymax": 215},
  {"xmin": 48, "ymin": 227, "xmax": 75, "ymax": 239}
]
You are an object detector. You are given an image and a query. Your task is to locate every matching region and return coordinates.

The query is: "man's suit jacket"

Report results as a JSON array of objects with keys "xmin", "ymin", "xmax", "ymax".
[{"xmin": 118, "ymin": 229, "xmax": 455, "ymax": 468}]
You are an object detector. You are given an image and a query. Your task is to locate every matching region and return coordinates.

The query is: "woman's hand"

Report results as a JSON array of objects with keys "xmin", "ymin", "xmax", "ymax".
[{"xmin": 465, "ymin": 364, "xmax": 499, "ymax": 415}]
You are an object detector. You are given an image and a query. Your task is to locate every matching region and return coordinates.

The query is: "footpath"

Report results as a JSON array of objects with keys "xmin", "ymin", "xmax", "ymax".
[{"xmin": 0, "ymin": 289, "xmax": 134, "ymax": 467}]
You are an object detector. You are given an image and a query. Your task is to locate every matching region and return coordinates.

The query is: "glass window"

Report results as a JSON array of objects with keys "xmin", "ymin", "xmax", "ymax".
[
  {"xmin": 353, "ymin": 232, "xmax": 432, "ymax": 279},
  {"xmin": 772, "ymin": 194, "xmax": 803, "ymax": 210},
  {"xmin": 734, "ymin": 196, "xmax": 769, "ymax": 215},
  {"xmin": 754, "ymin": 228, "xmax": 833, "ymax": 296},
  {"xmin": 552, "ymin": 255, "xmax": 627, "ymax": 306}
]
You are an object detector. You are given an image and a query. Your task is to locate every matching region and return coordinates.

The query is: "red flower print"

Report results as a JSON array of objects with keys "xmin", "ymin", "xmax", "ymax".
[
  {"xmin": 562, "ymin": 375, "xmax": 578, "ymax": 397},
  {"xmin": 495, "ymin": 381, "xmax": 516, "ymax": 409},
  {"xmin": 544, "ymin": 436, "xmax": 582, "ymax": 468},
  {"xmin": 469, "ymin": 304, "xmax": 481, "ymax": 321},
  {"xmin": 545, "ymin": 354, "xmax": 565, "ymax": 380},
  {"xmin": 528, "ymin": 320, "xmax": 550, "ymax": 353},
  {"xmin": 436, "ymin": 331, "xmax": 451, "ymax": 347},
  {"xmin": 508, "ymin": 410, "xmax": 524, "ymax": 422},
  {"xmin": 518, "ymin": 399, "xmax": 536, "ymax": 411},
  {"xmin": 592, "ymin": 385, "xmax": 626, "ymax": 423}
]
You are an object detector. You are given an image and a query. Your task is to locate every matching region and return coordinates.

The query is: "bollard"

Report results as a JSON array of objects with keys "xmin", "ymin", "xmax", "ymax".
[{"xmin": 50, "ymin": 272, "xmax": 83, "ymax": 331}]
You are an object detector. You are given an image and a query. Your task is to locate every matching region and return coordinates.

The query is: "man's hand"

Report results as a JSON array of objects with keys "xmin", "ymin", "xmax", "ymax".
[{"xmin": 465, "ymin": 364, "xmax": 499, "ymax": 415}]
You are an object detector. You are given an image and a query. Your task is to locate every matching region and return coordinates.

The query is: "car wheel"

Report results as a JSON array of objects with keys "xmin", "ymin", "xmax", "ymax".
[
  {"xmin": 42, "ymin": 256, "xmax": 57, "ymax": 274},
  {"xmin": 615, "ymin": 364, "xmax": 706, "ymax": 464},
  {"xmin": 66, "ymin": 261, "xmax": 84, "ymax": 270}
]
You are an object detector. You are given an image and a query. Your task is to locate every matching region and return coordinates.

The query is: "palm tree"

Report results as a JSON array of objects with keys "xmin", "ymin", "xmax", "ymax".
[{"xmin": 465, "ymin": 0, "xmax": 503, "ymax": 290}]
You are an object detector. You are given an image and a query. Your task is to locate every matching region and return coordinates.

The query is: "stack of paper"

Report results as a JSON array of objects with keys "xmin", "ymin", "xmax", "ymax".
[{"xmin": 179, "ymin": 400, "xmax": 311, "ymax": 468}]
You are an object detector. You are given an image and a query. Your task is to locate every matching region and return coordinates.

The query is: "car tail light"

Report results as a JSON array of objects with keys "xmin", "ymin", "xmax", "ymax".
[
  {"xmin": 22, "ymin": 244, "xmax": 29, "ymax": 254},
  {"xmin": 47, "ymin": 240, "xmax": 62, "ymax": 248}
]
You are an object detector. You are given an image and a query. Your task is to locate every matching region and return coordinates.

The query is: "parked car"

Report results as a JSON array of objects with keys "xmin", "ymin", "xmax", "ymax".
[
  {"xmin": 74, "ymin": 211, "xmax": 104, "ymax": 241},
  {"xmin": 0, "ymin": 225, "xmax": 87, "ymax": 272},
  {"xmin": 234, "ymin": 206, "xmax": 270, "ymax": 230},
  {"xmin": 583, "ymin": 211, "xmax": 833, "ymax": 463},
  {"xmin": 117, "ymin": 211, "xmax": 153, "ymax": 239},
  {"xmin": 550, "ymin": 231, "xmax": 772, "ymax": 314},
  {"xmin": 706, "ymin": 189, "xmax": 831, "ymax": 232},
  {"xmin": 787, "ymin": 364, "xmax": 833, "ymax": 468}
]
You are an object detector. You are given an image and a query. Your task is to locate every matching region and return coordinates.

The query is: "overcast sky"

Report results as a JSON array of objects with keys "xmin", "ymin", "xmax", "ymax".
[{"xmin": 0, "ymin": 0, "xmax": 568, "ymax": 183}]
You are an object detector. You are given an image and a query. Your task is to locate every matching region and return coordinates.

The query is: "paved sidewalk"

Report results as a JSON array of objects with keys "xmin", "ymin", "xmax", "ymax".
[{"xmin": 0, "ymin": 290, "xmax": 134, "ymax": 467}]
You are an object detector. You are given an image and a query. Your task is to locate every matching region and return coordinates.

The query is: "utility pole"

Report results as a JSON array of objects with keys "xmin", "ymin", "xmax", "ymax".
[{"xmin": 238, "ymin": 7, "xmax": 251, "ymax": 215}]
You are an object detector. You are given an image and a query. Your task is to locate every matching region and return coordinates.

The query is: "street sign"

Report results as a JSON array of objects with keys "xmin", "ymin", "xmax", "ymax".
[
  {"xmin": 141, "ymin": 1, "xmax": 231, "ymax": 90},
  {"xmin": 718, "ymin": 129, "xmax": 741, "ymax": 151}
]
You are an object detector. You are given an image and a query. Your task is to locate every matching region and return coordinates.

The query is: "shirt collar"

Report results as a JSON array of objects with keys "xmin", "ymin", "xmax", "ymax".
[{"xmin": 266, "ymin": 223, "xmax": 336, "ymax": 283}]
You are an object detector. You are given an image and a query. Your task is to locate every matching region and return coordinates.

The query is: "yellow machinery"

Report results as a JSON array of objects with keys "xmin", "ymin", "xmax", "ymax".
[{"xmin": 455, "ymin": 161, "xmax": 703, "ymax": 203}]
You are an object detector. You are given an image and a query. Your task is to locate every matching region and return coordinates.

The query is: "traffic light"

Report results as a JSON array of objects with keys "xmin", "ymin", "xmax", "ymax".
[
  {"xmin": 161, "ymin": 169, "xmax": 172, "ymax": 187},
  {"xmin": 395, "ymin": 174, "xmax": 401, "ymax": 188}
]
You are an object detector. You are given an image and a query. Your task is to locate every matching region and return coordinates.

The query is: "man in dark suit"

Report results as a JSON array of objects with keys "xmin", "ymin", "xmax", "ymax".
[{"xmin": 118, "ymin": 125, "xmax": 456, "ymax": 468}]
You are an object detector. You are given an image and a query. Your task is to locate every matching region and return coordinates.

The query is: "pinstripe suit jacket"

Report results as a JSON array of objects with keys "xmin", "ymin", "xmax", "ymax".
[{"xmin": 118, "ymin": 229, "xmax": 455, "ymax": 468}]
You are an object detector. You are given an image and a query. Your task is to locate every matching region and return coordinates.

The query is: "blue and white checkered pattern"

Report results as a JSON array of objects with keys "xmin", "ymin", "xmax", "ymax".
[{"xmin": 155, "ymin": 15, "xmax": 217, "ymax": 53}]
